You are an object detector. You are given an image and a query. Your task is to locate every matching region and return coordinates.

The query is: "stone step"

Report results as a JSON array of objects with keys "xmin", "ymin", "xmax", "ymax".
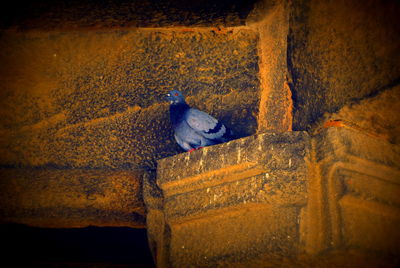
[{"xmin": 0, "ymin": 168, "xmax": 145, "ymax": 228}]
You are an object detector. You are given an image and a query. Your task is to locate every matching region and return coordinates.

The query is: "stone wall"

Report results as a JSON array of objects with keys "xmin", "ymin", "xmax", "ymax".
[
  {"xmin": 0, "ymin": 28, "xmax": 259, "ymax": 170},
  {"xmin": 287, "ymin": 0, "xmax": 400, "ymax": 130},
  {"xmin": 0, "ymin": 17, "xmax": 261, "ymax": 228},
  {"xmin": 143, "ymin": 0, "xmax": 400, "ymax": 266},
  {"xmin": 0, "ymin": 0, "xmax": 399, "ymax": 266}
]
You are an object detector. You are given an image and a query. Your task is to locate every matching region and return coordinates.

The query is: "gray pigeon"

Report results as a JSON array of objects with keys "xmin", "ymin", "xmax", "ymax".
[{"xmin": 166, "ymin": 90, "xmax": 234, "ymax": 152}]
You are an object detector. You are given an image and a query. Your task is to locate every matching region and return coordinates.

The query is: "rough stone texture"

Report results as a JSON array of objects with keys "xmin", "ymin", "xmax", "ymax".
[
  {"xmin": 0, "ymin": 1, "xmax": 399, "ymax": 266},
  {"xmin": 0, "ymin": 28, "xmax": 259, "ymax": 170},
  {"xmin": 287, "ymin": 0, "xmax": 400, "ymax": 130},
  {"xmin": 0, "ymin": 168, "xmax": 145, "ymax": 228},
  {"xmin": 324, "ymin": 85, "xmax": 400, "ymax": 145},
  {"xmin": 145, "ymin": 127, "xmax": 400, "ymax": 267},
  {"xmin": 302, "ymin": 127, "xmax": 400, "ymax": 259},
  {"xmin": 248, "ymin": 0, "xmax": 293, "ymax": 132},
  {"xmin": 148, "ymin": 132, "xmax": 310, "ymax": 267},
  {"xmin": 0, "ymin": 6, "xmax": 262, "ymax": 230},
  {"xmin": 0, "ymin": 0, "xmax": 258, "ymax": 30}
]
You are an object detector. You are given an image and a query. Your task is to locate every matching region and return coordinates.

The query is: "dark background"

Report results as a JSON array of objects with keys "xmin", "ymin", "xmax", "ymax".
[{"xmin": 1, "ymin": 224, "xmax": 155, "ymax": 267}]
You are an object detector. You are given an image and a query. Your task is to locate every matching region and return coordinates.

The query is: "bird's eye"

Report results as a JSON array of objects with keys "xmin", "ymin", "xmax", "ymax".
[
  {"xmin": 166, "ymin": 93, "xmax": 171, "ymax": 97},
  {"xmin": 174, "ymin": 93, "xmax": 179, "ymax": 96}
]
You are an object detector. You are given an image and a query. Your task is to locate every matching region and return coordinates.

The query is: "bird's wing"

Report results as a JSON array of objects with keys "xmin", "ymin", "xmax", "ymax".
[
  {"xmin": 184, "ymin": 108, "xmax": 227, "ymax": 140},
  {"xmin": 174, "ymin": 132, "xmax": 194, "ymax": 151}
]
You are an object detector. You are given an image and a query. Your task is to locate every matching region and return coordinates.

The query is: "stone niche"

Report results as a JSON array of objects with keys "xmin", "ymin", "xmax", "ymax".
[{"xmin": 0, "ymin": 1, "xmax": 260, "ymax": 229}]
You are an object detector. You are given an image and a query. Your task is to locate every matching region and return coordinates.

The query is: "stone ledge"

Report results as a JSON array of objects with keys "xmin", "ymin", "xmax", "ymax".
[
  {"xmin": 149, "ymin": 131, "xmax": 310, "ymax": 266},
  {"xmin": 146, "ymin": 128, "xmax": 400, "ymax": 266},
  {"xmin": 0, "ymin": 168, "xmax": 145, "ymax": 228},
  {"xmin": 157, "ymin": 132, "xmax": 309, "ymax": 216}
]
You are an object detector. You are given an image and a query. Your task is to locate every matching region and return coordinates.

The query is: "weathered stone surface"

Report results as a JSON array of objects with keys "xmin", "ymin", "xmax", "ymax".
[
  {"xmin": 325, "ymin": 85, "xmax": 400, "ymax": 144},
  {"xmin": 0, "ymin": 168, "xmax": 145, "ymax": 228},
  {"xmin": 0, "ymin": 1, "xmax": 398, "ymax": 266},
  {"xmin": 302, "ymin": 127, "xmax": 400, "ymax": 256},
  {"xmin": 146, "ymin": 127, "xmax": 400, "ymax": 266},
  {"xmin": 0, "ymin": 28, "xmax": 259, "ymax": 169},
  {"xmin": 143, "ymin": 170, "xmax": 167, "ymax": 261},
  {"xmin": 0, "ymin": 0, "xmax": 259, "ymax": 30},
  {"xmin": 148, "ymin": 132, "xmax": 310, "ymax": 266},
  {"xmin": 287, "ymin": 0, "xmax": 400, "ymax": 130},
  {"xmin": 248, "ymin": 0, "xmax": 293, "ymax": 132}
]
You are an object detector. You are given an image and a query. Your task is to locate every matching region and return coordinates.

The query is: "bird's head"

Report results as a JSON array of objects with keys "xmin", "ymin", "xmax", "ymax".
[{"xmin": 166, "ymin": 90, "xmax": 185, "ymax": 104}]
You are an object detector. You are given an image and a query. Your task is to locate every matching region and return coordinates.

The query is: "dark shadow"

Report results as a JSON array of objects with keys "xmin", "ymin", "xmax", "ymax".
[{"xmin": 0, "ymin": 223, "xmax": 155, "ymax": 267}]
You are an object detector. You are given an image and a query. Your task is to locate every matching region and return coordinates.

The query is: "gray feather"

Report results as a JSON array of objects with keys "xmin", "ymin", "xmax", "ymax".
[
  {"xmin": 185, "ymin": 109, "xmax": 227, "ymax": 139},
  {"xmin": 167, "ymin": 89, "xmax": 234, "ymax": 151}
]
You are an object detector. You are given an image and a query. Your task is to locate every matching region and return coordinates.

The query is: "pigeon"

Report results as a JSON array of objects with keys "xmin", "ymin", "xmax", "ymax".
[{"xmin": 166, "ymin": 89, "xmax": 234, "ymax": 152}]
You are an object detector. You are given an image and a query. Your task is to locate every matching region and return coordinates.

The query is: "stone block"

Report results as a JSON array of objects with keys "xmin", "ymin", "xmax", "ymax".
[
  {"xmin": 302, "ymin": 127, "xmax": 400, "ymax": 256},
  {"xmin": 0, "ymin": 168, "xmax": 145, "ymax": 228},
  {"xmin": 169, "ymin": 204, "xmax": 299, "ymax": 267},
  {"xmin": 146, "ymin": 127, "xmax": 400, "ymax": 266},
  {"xmin": 288, "ymin": 0, "xmax": 400, "ymax": 130},
  {"xmin": 0, "ymin": 28, "xmax": 259, "ymax": 169},
  {"xmin": 340, "ymin": 196, "xmax": 400, "ymax": 255},
  {"xmin": 328, "ymin": 85, "xmax": 400, "ymax": 144},
  {"xmin": 249, "ymin": 1, "xmax": 293, "ymax": 132},
  {"xmin": 148, "ymin": 131, "xmax": 310, "ymax": 266}
]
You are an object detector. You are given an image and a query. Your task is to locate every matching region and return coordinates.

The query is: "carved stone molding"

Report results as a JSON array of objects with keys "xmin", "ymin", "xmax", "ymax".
[
  {"xmin": 302, "ymin": 127, "xmax": 400, "ymax": 256},
  {"xmin": 148, "ymin": 132, "xmax": 309, "ymax": 267},
  {"xmin": 145, "ymin": 128, "xmax": 400, "ymax": 266}
]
